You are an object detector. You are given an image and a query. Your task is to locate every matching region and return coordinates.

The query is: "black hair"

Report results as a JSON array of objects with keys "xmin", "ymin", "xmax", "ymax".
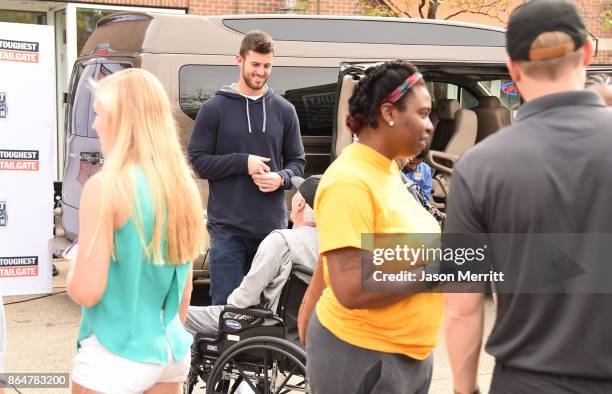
[{"xmin": 346, "ymin": 60, "xmax": 422, "ymax": 136}]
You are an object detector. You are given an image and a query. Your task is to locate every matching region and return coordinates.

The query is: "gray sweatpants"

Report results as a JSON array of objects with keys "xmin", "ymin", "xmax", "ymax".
[
  {"xmin": 184, "ymin": 305, "xmax": 224, "ymax": 337},
  {"xmin": 306, "ymin": 312, "xmax": 433, "ymax": 394}
]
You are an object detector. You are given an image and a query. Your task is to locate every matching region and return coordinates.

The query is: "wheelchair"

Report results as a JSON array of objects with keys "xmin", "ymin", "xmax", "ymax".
[{"xmin": 184, "ymin": 265, "xmax": 313, "ymax": 394}]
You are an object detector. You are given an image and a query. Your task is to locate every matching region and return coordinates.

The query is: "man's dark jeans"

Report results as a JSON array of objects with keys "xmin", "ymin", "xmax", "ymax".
[{"xmin": 208, "ymin": 226, "xmax": 263, "ymax": 305}]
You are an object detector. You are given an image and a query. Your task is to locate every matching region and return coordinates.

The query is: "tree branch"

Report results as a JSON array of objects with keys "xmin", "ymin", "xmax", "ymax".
[
  {"xmin": 381, "ymin": 0, "xmax": 413, "ymax": 18},
  {"xmin": 445, "ymin": 10, "xmax": 466, "ymax": 20},
  {"xmin": 419, "ymin": 0, "xmax": 426, "ymax": 19}
]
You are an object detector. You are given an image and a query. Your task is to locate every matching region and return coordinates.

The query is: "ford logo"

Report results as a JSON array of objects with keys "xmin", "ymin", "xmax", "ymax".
[{"xmin": 226, "ymin": 320, "xmax": 242, "ymax": 330}]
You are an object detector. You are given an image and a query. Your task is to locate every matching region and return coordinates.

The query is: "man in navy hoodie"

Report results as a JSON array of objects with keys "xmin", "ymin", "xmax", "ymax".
[{"xmin": 188, "ymin": 30, "xmax": 305, "ymax": 305}]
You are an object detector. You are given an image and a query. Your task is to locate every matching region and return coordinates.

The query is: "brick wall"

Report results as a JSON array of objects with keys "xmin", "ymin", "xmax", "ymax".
[
  {"xmin": 183, "ymin": 0, "xmax": 364, "ymax": 15},
  {"xmin": 575, "ymin": 0, "xmax": 612, "ymax": 64},
  {"xmin": 73, "ymin": 0, "xmax": 188, "ymax": 7}
]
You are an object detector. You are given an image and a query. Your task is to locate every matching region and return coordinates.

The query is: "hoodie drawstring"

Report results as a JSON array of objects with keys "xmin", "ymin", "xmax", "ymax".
[
  {"xmin": 262, "ymin": 96, "xmax": 267, "ymax": 133},
  {"xmin": 245, "ymin": 96, "xmax": 267, "ymax": 133},
  {"xmin": 245, "ymin": 99, "xmax": 252, "ymax": 134}
]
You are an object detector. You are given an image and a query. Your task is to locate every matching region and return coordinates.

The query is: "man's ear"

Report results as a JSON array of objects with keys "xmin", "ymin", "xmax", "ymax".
[
  {"xmin": 506, "ymin": 58, "xmax": 522, "ymax": 84},
  {"xmin": 582, "ymin": 39, "xmax": 594, "ymax": 67},
  {"xmin": 379, "ymin": 102, "xmax": 395, "ymax": 126},
  {"xmin": 236, "ymin": 54, "xmax": 243, "ymax": 66}
]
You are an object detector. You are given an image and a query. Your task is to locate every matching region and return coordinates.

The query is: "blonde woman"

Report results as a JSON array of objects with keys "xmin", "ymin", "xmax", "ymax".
[{"xmin": 67, "ymin": 69, "xmax": 205, "ymax": 394}]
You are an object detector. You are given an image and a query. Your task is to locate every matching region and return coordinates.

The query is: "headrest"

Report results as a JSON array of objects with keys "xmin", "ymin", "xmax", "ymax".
[
  {"xmin": 437, "ymin": 99, "xmax": 460, "ymax": 120},
  {"xmin": 478, "ymin": 96, "xmax": 501, "ymax": 108}
]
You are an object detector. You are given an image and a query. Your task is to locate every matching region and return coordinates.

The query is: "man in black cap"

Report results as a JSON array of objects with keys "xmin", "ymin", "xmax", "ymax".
[
  {"xmin": 185, "ymin": 175, "xmax": 320, "ymax": 337},
  {"xmin": 444, "ymin": 0, "xmax": 612, "ymax": 393}
]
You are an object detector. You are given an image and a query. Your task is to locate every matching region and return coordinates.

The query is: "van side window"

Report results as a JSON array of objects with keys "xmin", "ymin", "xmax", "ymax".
[
  {"xmin": 428, "ymin": 80, "xmax": 519, "ymax": 111},
  {"xmin": 179, "ymin": 65, "xmax": 338, "ymax": 136}
]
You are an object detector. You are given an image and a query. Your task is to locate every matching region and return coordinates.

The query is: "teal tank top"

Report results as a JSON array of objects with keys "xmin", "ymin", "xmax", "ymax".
[{"xmin": 77, "ymin": 168, "xmax": 193, "ymax": 364}]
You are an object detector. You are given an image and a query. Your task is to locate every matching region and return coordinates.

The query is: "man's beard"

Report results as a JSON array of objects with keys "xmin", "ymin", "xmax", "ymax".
[{"xmin": 243, "ymin": 69, "xmax": 268, "ymax": 91}]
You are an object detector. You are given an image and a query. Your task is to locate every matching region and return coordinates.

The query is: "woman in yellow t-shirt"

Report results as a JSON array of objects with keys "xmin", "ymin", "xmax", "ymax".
[{"xmin": 306, "ymin": 61, "xmax": 443, "ymax": 394}]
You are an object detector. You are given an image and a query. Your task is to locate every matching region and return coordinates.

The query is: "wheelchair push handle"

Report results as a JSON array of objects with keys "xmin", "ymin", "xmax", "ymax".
[{"xmin": 223, "ymin": 306, "xmax": 275, "ymax": 319}]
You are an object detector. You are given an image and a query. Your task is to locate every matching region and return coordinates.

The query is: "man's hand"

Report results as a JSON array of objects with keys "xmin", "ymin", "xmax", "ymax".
[
  {"xmin": 252, "ymin": 172, "xmax": 283, "ymax": 193},
  {"xmin": 248, "ymin": 155, "xmax": 271, "ymax": 176}
]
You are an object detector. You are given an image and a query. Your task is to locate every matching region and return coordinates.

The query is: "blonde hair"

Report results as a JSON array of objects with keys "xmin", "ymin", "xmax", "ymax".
[
  {"xmin": 518, "ymin": 32, "xmax": 583, "ymax": 80},
  {"xmin": 92, "ymin": 68, "xmax": 205, "ymax": 265}
]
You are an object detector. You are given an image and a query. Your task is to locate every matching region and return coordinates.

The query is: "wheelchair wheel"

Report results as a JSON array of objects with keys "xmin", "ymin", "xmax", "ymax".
[{"xmin": 206, "ymin": 336, "xmax": 308, "ymax": 394}]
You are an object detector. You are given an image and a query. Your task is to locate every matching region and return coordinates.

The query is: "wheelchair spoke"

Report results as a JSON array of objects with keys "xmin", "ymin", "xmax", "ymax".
[
  {"xmin": 262, "ymin": 354, "xmax": 269, "ymax": 393},
  {"xmin": 229, "ymin": 376, "xmax": 242, "ymax": 394},
  {"xmin": 274, "ymin": 365, "xmax": 298, "ymax": 394},
  {"xmin": 228, "ymin": 358, "xmax": 260, "ymax": 394}
]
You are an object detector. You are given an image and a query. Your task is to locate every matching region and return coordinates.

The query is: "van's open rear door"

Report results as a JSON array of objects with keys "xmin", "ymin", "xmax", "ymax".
[{"xmin": 332, "ymin": 64, "xmax": 378, "ymax": 161}]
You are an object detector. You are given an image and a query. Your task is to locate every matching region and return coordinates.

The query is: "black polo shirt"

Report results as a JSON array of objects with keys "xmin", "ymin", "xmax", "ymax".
[{"xmin": 445, "ymin": 90, "xmax": 612, "ymax": 379}]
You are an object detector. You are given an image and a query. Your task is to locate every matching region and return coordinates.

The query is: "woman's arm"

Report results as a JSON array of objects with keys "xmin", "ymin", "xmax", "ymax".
[
  {"xmin": 67, "ymin": 174, "xmax": 113, "ymax": 308},
  {"xmin": 179, "ymin": 265, "xmax": 193, "ymax": 325},
  {"xmin": 326, "ymin": 247, "xmax": 428, "ymax": 310}
]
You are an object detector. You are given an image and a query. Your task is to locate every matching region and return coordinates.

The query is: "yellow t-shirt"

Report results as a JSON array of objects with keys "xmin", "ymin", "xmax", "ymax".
[{"xmin": 314, "ymin": 143, "xmax": 443, "ymax": 360}]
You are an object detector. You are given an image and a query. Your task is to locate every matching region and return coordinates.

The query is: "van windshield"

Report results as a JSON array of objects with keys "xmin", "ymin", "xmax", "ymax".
[{"xmin": 69, "ymin": 62, "xmax": 131, "ymax": 138}]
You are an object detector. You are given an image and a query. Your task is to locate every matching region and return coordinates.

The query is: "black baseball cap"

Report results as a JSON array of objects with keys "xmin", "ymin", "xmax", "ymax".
[
  {"xmin": 291, "ymin": 175, "xmax": 322, "ymax": 208},
  {"xmin": 506, "ymin": 0, "xmax": 588, "ymax": 61}
]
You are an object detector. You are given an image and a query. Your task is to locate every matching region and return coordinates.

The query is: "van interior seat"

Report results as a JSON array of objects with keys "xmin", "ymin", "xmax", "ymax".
[
  {"xmin": 429, "ymin": 99, "xmax": 460, "ymax": 151},
  {"xmin": 427, "ymin": 107, "xmax": 477, "ymax": 211},
  {"xmin": 428, "ymin": 107, "xmax": 477, "ymax": 176},
  {"xmin": 334, "ymin": 75, "xmax": 359, "ymax": 159},
  {"xmin": 472, "ymin": 96, "xmax": 511, "ymax": 142},
  {"xmin": 444, "ymin": 108, "xmax": 478, "ymax": 157}
]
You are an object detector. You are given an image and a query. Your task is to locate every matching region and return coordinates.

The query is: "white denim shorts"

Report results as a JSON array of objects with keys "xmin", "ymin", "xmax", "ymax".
[{"xmin": 72, "ymin": 335, "xmax": 191, "ymax": 394}]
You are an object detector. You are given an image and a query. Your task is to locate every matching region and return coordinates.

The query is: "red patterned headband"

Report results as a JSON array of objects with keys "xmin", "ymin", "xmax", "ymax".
[{"xmin": 382, "ymin": 72, "xmax": 424, "ymax": 105}]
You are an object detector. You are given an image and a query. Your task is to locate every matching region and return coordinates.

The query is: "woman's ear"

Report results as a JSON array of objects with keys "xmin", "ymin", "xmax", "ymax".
[{"xmin": 379, "ymin": 102, "xmax": 395, "ymax": 126}]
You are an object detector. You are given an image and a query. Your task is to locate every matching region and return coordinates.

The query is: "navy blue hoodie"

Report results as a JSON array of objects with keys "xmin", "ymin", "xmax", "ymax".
[{"xmin": 188, "ymin": 84, "xmax": 305, "ymax": 238}]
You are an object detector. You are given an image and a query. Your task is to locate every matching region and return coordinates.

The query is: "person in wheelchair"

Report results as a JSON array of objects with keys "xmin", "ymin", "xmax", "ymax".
[
  {"xmin": 185, "ymin": 175, "xmax": 320, "ymax": 337},
  {"xmin": 400, "ymin": 147, "xmax": 432, "ymax": 202}
]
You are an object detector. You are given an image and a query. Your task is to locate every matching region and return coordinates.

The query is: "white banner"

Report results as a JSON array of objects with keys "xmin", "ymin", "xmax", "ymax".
[{"xmin": 0, "ymin": 22, "xmax": 55, "ymax": 296}]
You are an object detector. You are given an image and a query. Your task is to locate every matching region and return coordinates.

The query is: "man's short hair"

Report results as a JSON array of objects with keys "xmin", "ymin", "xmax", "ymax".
[
  {"xmin": 239, "ymin": 30, "xmax": 274, "ymax": 57},
  {"xmin": 518, "ymin": 32, "xmax": 584, "ymax": 80},
  {"xmin": 505, "ymin": 0, "xmax": 588, "ymax": 80}
]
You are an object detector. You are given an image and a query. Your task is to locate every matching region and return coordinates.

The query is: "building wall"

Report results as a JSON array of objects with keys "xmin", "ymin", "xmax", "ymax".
[{"xmin": 70, "ymin": 0, "xmax": 611, "ymax": 63}]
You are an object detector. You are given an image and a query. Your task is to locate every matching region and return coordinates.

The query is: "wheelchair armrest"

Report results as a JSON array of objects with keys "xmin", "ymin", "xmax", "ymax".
[
  {"xmin": 223, "ymin": 306, "xmax": 275, "ymax": 319},
  {"xmin": 427, "ymin": 150, "xmax": 458, "ymax": 176},
  {"xmin": 291, "ymin": 265, "xmax": 314, "ymax": 276}
]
